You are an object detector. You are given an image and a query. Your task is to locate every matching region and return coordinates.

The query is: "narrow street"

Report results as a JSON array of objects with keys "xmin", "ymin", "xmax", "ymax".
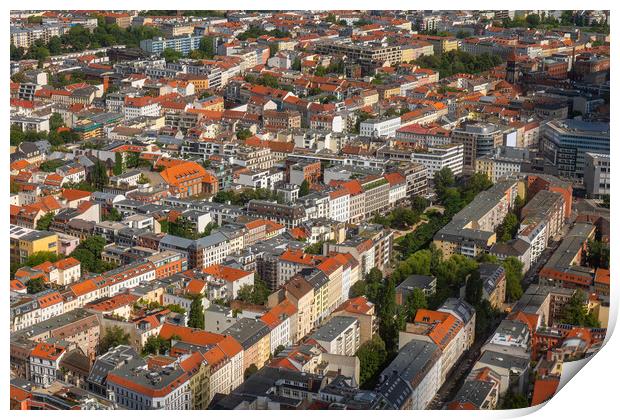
[{"xmin": 427, "ymin": 315, "xmax": 505, "ymax": 409}]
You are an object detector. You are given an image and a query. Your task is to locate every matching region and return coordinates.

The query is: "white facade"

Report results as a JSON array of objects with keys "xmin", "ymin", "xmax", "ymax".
[
  {"xmin": 329, "ymin": 192, "xmax": 350, "ymax": 223},
  {"xmin": 388, "ymin": 182, "xmax": 407, "ymax": 205},
  {"xmin": 268, "ymin": 317, "xmax": 291, "ymax": 354},
  {"xmin": 29, "ymin": 351, "xmax": 64, "ymax": 389},
  {"xmin": 411, "ymin": 144, "xmax": 464, "ymax": 179},
  {"xmin": 360, "ymin": 116, "xmax": 401, "ymax": 138},
  {"xmin": 108, "ymin": 372, "xmax": 191, "ymax": 410}
]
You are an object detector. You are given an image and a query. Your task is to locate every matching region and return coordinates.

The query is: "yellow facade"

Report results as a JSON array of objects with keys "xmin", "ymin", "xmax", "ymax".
[
  {"xmin": 17, "ymin": 232, "xmax": 58, "ymax": 263},
  {"xmin": 256, "ymin": 334, "xmax": 271, "ymax": 370},
  {"xmin": 189, "ymin": 363, "xmax": 211, "ymax": 409}
]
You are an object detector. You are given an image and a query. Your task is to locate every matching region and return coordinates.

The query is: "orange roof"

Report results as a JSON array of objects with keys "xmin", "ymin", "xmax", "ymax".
[
  {"xmin": 245, "ymin": 219, "xmax": 269, "ymax": 230},
  {"xmin": 280, "ymin": 249, "xmax": 324, "ymax": 266},
  {"xmin": 61, "ymin": 188, "xmax": 92, "ymax": 202},
  {"xmin": 32, "ymin": 261, "xmax": 54, "ymax": 273},
  {"xmin": 288, "ymin": 227, "xmax": 307, "ymax": 240},
  {"xmin": 107, "ymin": 370, "xmax": 189, "ymax": 398},
  {"xmin": 260, "ymin": 299, "xmax": 297, "ymax": 329},
  {"xmin": 54, "ymin": 257, "xmax": 80, "ymax": 270},
  {"xmin": 507, "ymin": 311, "xmax": 539, "ymax": 333},
  {"xmin": 10, "ymin": 384, "xmax": 32, "ymax": 403},
  {"xmin": 86, "ymin": 293, "xmax": 138, "ymax": 312},
  {"xmin": 413, "ymin": 309, "xmax": 462, "ymax": 350},
  {"xmin": 36, "ymin": 291, "xmax": 63, "ymax": 309},
  {"xmin": 531, "ymin": 377, "xmax": 560, "ymax": 406},
  {"xmin": 594, "ymin": 268, "xmax": 610, "ymax": 285},
  {"xmin": 384, "ymin": 172, "xmax": 406, "ymax": 186},
  {"xmin": 30, "ymin": 342, "xmax": 65, "ymax": 361},
  {"xmin": 160, "ymin": 324, "xmax": 242, "ymax": 358},
  {"xmin": 186, "ymin": 279, "xmax": 207, "ymax": 295},
  {"xmin": 69, "ymin": 279, "xmax": 98, "ymax": 297},
  {"xmin": 160, "ymin": 161, "xmax": 209, "ymax": 187},
  {"xmin": 178, "ymin": 351, "xmax": 206, "ymax": 374},
  {"xmin": 446, "ymin": 401, "xmax": 478, "ymax": 410},
  {"xmin": 10, "ymin": 279, "xmax": 27, "ymax": 291},
  {"xmin": 335, "ymin": 296, "xmax": 374, "ymax": 315},
  {"xmin": 329, "ymin": 188, "xmax": 349, "ymax": 200},
  {"xmin": 316, "ymin": 256, "xmax": 343, "ymax": 276},
  {"xmin": 202, "ymin": 264, "xmax": 252, "ymax": 283},
  {"xmin": 11, "ymin": 159, "xmax": 30, "ymax": 171}
]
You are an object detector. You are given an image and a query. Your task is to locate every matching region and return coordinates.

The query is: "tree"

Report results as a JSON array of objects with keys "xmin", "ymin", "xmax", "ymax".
[
  {"xmin": 502, "ymin": 257, "xmax": 524, "ymax": 302},
  {"xmin": 162, "ymin": 48, "xmax": 182, "ymax": 62},
  {"xmin": 237, "ymin": 284, "xmax": 253, "ymax": 303},
  {"xmin": 299, "ymin": 179, "xmax": 310, "ymax": 197},
  {"xmin": 501, "ymin": 390, "xmax": 529, "ymax": 409},
  {"xmin": 377, "ymin": 275, "xmax": 400, "ymax": 353},
  {"xmin": 244, "ymin": 364, "xmax": 259, "ymax": 380},
  {"xmin": 349, "ymin": 280, "xmax": 367, "ymax": 298},
  {"xmin": 389, "ymin": 207, "xmax": 420, "ymax": 230},
  {"xmin": 202, "ymin": 222, "xmax": 217, "ymax": 237},
  {"xmin": 165, "ymin": 304, "xmax": 186, "ymax": 314},
  {"xmin": 292, "ymin": 57, "xmax": 301, "ymax": 71},
  {"xmin": 113, "ymin": 152, "xmax": 123, "ymax": 175},
  {"xmin": 586, "ymin": 240, "xmax": 609, "ymax": 269},
  {"xmin": 465, "ymin": 270, "xmax": 483, "ymax": 306},
  {"xmin": 137, "ymin": 174, "xmax": 150, "ymax": 184},
  {"xmin": 91, "ymin": 159, "xmax": 109, "ymax": 190},
  {"xmin": 236, "ymin": 128, "xmax": 252, "ymax": 140},
  {"xmin": 497, "ymin": 212, "xmax": 519, "ymax": 242},
  {"xmin": 415, "ymin": 50, "xmax": 502, "ymax": 79},
  {"xmin": 433, "ymin": 167, "xmax": 455, "ymax": 197},
  {"xmin": 304, "ymin": 241, "xmax": 324, "ymax": 255},
  {"xmin": 198, "ymin": 36, "xmax": 215, "ymax": 58},
  {"xmin": 103, "ymin": 207, "xmax": 122, "ymax": 222},
  {"xmin": 561, "ymin": 289, "xmax": 600, "ymax": 328},
  {"xmin": 124, "ymin": 152, "xmax": 140, "ymax": 168},
  {"xmin": 36, "ymin": 212, "xmax": 54, "ymax": 231},
  {"xmin": 356, "ymin": 335, "xmax": 388, "ymax": 388},
  {"xmin": 49, "ymin": 113, "xmax": 64, "ymax": 131},
  {"xmin": 99, "ymin": 326, "xmax": 130, "ymax": 353},
  {"xmin": 24, "ymin": 251, "xmax": 61, "ymax": 267},
  {"xmin": 10, "ymin": 180, "xmax": 20, "ymax": 194},
  {"xmin": 526, "ymin": 13, "xmax": 541, "ymax": 28},
  {"xmin": 39, "ymin": 159, "xmax": 64, "ymax": 173},
  {"xmin": 188, "ymin": 295, "xmax": 205, "ymax": 329},
  {"xmin": 70, "ymin": 235, "xmax": 113, "ymax": 273},
  {"xmin": 142, "ymin": 335, "xmax": 174, "ymax": 356},
  {"xmin": 404, "ymin": 288, "xmax": 427, "ymax": 320},
  {"xmin": 411, "ymin": 196, "xmax": 429, "ymax": 214},
  {"xmin": 27, "ymin": 278, "xmax": 47, "ymax": 294},
  {"xmin": 456, "ymin": 30, "xmax": 470, "ymax": 39}
]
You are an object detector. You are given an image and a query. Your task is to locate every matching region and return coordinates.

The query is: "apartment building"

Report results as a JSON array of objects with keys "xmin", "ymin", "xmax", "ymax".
[
  {"xmin": 310, "ymin": 316, "xmax": 361, "ymax": 356},
  {"xmin": 434, "ymin": 180, "xmax": 518, "ymax": 257},
  {"xmin": 452, "ymin": 123, "xmax": 503, "ymax": 172},
  {"xmin": 375, "ymin": 339, "xmax": 442, "ymax": 409},
  {"xmin": 140, "ymin": 35, "xmax": 202, "ymax": 55},
  {"xmin": 583, "ymin": 152, "xmax": 610, "ymax": 198}
]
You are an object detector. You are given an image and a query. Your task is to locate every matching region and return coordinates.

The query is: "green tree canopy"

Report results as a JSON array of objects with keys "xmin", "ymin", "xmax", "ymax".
[
  {"xmin": 26, "ymin": 278, "xmax": 47, "ymax": 294},
  {"xmin": 188, "ymin": 295, "xmax": 205, "ymax": 329},
  {"xmin": 99, "ymin": 326, "xmax": 130, "ymax": 353},
  {"xmin": 36, "ymin": 212, "xmax": 55, "ymax": 231},
  {"xmin": 299, "ymin": 179, "xmax": 310, "ymax": 197},
  {"xmin": 502, "ymin": 257, "xmax": 524, "ymax": 302},
  {"xmin": 356, "ymin": 335, "xmax": 388, "ymax": 388}
]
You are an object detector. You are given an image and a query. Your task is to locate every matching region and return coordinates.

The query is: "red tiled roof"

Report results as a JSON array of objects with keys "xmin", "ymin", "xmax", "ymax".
[
  {"xmin": 202, "ymin": 264, "xmax": 252, "ymax": 283},
  {"xmin": 531, "ymin": 377, "xmax": 560, "ymax": 406}
]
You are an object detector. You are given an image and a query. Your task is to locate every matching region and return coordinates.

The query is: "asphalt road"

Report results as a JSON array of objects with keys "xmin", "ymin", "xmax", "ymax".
[{"xmin": 427, "ymin": 315, "xmax": 505, "ymax": 409}]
